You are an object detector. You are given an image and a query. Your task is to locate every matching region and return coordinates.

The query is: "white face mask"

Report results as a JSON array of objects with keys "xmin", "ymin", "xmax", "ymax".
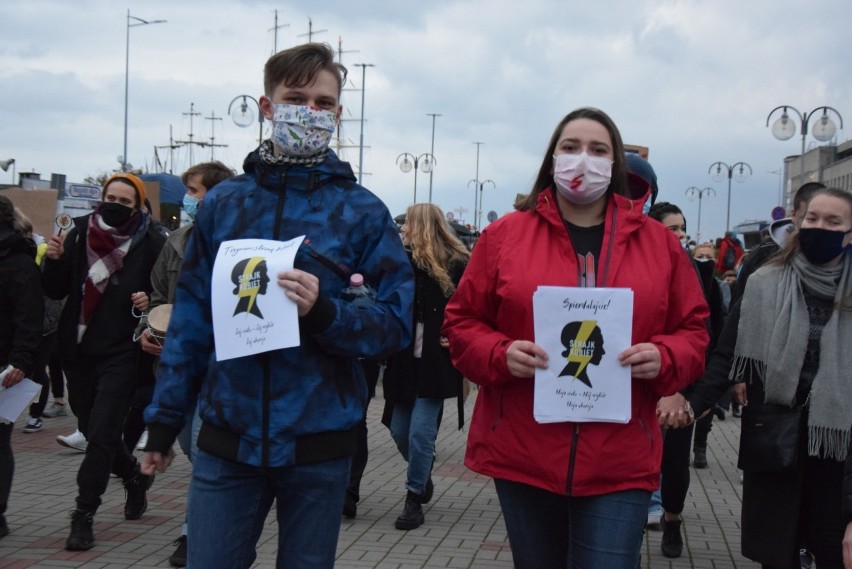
[
  {"xmin": 271, "ymin": 104, "xmax": 337, "ymax": 157},
  {"xmin": 553, "ymin": 152, "xmax": 613, "ymax": 205}
]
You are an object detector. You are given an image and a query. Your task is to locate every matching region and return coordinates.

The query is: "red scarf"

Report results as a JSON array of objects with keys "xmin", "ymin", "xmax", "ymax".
[{"xmin": 79, "ymin": 209, "xmax": 144, "ymax": 339}]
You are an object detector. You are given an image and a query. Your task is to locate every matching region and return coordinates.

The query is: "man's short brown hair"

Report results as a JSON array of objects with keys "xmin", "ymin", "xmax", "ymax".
[
  {"xmin": 181, "ymin": 161, "xmax": 236, "ymax": 191},
  {"xmin": 264, "ymin": 43, "xmax": 347, "ymax": 98}
]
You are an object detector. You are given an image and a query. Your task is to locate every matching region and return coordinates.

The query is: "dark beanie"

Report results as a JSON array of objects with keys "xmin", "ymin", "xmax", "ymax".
[{"xmin": 625, "ymin": 153, "xmax": 658, "ymax": 206}]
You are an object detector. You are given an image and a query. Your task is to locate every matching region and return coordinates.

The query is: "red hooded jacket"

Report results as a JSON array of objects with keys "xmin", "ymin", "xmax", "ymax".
[{"xmin": 442, "ymin": 187, "xmax": 709, "ymax": 497}]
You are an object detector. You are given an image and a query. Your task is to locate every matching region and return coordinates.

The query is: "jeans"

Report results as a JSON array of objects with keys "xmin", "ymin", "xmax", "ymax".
[
  {"xmin": 389, "ymin": 397, "xmax": 443, "ymax": 494},
  {"xmin": 66, "ymin": 350, "xmax": 140, "ymax": 512},
  {"xmin": 494, "ymin": 478, "xmax": 650, "ymax": 569},
  {"xmin": 188, "ymin": 450, "xmax": 351, "ymax": 568},
  {"xmin": 0, "ymin": 423, "xmax": 12, "ymax": 517}
]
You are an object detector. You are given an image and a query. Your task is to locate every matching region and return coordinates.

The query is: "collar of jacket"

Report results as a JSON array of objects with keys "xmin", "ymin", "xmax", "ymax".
[{"xmin": 243, "ymin": 147, "xmax": 357, "ymax": 192}]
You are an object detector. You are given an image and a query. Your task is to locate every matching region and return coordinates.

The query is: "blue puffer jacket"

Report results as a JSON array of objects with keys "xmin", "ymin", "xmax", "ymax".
[{"xmin": 145, "ymin": 149, "xmax": 414, "ymax": 467}]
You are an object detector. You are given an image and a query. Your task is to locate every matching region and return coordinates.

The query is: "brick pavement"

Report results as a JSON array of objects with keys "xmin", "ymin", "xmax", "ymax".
[{"xmin": 1, "ymin": 391, "xmax": 759, "ymax": 568}]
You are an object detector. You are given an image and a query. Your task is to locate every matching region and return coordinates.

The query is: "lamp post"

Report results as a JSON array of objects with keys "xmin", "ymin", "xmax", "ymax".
[
  {"xmin": 426, "ymin": 113, "xmax": 441, "ymax": 202},
  {"xmin": 396, "ymin": 152, "xmax": 435, "ymax": 204},
  {"xmin": 228, "ymin": 95, "xmax": 264, "ymax": 147},
  {"xmin": 685, "ymin": 186, "xmax": 716, "ymax": 243},
  {"xmin": 708, "ymin": 161, "xmax": 751, "ymax": 232},
  {"xmin": 354, "ymin": 63, "xmax": 375, "ymax": 185},
  {"xmin": 471, "ymin": 142, "xmax": 484, "ymax": 229},
  {"xmin": 766, "ymin": 105, "xmax": 844, "ymax": 203},
  {"xmin": 0, "ymin": 159, "xmax": 15, "ymax": 184},
  {"xmin": 467, "ymin": 179, "xmax": 495, "ymax": 230},
  {"xmin": 123, "ymin": 10, "xmax": 166, "ymax": 172}
]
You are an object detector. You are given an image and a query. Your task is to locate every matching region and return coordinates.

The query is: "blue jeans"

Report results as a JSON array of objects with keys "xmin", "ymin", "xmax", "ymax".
[
  {"xmin": 494, "ymin": 478, "xmax": 650, "ymax": 569},
  {"xmin": 390, "ymin": 398, "xmax": 443, "ymax": 494},
  {"xmin": 187, "ymin": 450, "xmax": 350, "ymax": 568}
]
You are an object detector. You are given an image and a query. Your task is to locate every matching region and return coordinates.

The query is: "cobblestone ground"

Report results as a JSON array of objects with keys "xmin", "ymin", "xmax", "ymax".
[{"xmin": 1, "ymin": 387, "xmax": 759, "ymax": 568}]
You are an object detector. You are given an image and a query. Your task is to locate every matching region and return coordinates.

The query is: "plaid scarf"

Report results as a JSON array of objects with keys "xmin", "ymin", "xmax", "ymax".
[
  {"xmin": 78, "ymin": 208, "xmax": 148, "ymax": 342},
  {"xmin": 258, "ymin": 139, "xmax": 328, "ymax": 167}
]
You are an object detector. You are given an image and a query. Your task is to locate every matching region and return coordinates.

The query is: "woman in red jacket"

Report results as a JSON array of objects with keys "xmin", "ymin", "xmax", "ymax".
[{"xmin": 442, "ymin": 107, "xmax": 709, "ymax": 569}]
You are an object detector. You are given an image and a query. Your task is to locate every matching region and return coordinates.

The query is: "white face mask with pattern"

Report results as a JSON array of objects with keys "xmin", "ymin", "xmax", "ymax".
[
  {"xmin": 271, "ymin": 104, "xmax": 337, "ymax": 157},
  {"xmin": 552, "ymin": 152, "xmax": 613, "ymax": 205}
]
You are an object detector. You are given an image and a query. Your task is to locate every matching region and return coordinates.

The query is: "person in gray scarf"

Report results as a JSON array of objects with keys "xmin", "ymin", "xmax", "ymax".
[{"xmin": 682, "ymin": 186, "xmax": 852, "ymax": 569}]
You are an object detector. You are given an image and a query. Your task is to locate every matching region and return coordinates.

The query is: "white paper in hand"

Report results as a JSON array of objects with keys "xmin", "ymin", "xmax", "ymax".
[
  {"xmin": 532, "ymin": 286, "xmax": 633, "ymax": 424},
  {"xmin": 211, "ymin": 237, "xmax": 305, "ymax": 361},
  {"xmin": 0, "ymin": 375, "xmax": 42, "ymax": 423}
]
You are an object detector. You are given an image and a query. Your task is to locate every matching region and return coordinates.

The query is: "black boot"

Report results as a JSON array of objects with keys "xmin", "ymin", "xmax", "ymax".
[
  {"xmin": 66, "ymin": 509, "xmax": 95, "ymax": 551},
  {"xmin": 693, "ymin": 447, "xmax": 708, "ymax": 469},
  {"xmin": 123, "ymin": 468, "xmax": 155, "ymax": 520},
  {"xmin": 394, "ymin": 490, "xmax": 425, "ymax": 530},
  {"xmin": 421, "ymin": 476, "xmax": 434, "ymax": 504},
  {"xmin": 342, "ymin": 491, "xmax": 358, "ymax": 519},
  {"xmin": 660, "ymin": 515, "xmax": 683, "ymax": 558},
  {"xmin": 169, "ymin": 535, "xmax": 188, "ymax": 567}
]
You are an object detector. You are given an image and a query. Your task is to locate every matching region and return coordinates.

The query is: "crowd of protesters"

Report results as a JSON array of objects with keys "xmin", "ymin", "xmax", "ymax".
[{"xmin": 1, "ymin": 42, "xmax": 851, "ymax": 569}]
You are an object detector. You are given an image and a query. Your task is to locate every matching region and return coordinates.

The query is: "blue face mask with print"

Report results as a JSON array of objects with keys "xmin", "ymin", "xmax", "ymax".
[{"xmin": 183, "ymin": 194, "xmax": 200, "ymax": 220}]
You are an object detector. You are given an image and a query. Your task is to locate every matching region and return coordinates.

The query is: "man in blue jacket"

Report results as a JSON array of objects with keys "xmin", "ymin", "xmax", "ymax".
[{"xmin": 142, "ymin": 43, "xmax": 414, "ymax": 568}]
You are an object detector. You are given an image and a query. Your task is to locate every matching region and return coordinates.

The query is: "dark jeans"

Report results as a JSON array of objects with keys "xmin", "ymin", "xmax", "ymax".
[
  {"xmin": 66, "ymin": 350, "xmax": 141, "ymax": 512},
  {"xmin": 346, "ymin": 359, "xmax": 380, "ymax": 502},
  {"xmin": 494, "ymin": 478, "xmax": 649, "ymax": 569},
  {"xmin": 0, "ymin": 423, "xmax": 12, "ymax": 516},
  {"xmin": 660, "ymin": 423, "xmax": 695, "ymax": 514},
  {"xmin": 28, "ymin": 331, "xmax": 57, "ymax": 418}
]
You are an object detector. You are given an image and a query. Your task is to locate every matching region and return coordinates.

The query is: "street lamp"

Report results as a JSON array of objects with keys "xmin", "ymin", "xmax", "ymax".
[
  {"xmin": 766, "ymin": 105, "xmax": 844, "ymax": 158},
  {"xmin": 685, "ymin": 186, "xmax": 716, "ymax": 243},
  {"xmin": 426, "ymin": 113, "xmax": 441, "ymax": 202},
  {"xmin": 123, "ymin": 10, "xmax": 166, "ymax": 172},
  {"xmin": 0, "ymin": 159, "xmax": 15, "ymax": 184},
  {"xmin": 708, "ymin": 161, "xmax": 751, "ymax": 232},
  {"xmin": 228, "ymin": 95, "xmax": 264, "ymax": 147},
  {"xmin": 353, "ymin": 63, "xmax": 375, "ymax": 185},
  {"xmin": 766, "ymin": 105, "xmax": 844, "ymax": 203},
  {"xmin": 396, "ymin": 152, "xmax": 435, "ymax": 204},
  {"xmin": 467, "ymin": 179, "xmax": 495, "ymax": 230},
  {"xmin": 471, "ymin": 141, "xmax": 484, "ymax": 230}
]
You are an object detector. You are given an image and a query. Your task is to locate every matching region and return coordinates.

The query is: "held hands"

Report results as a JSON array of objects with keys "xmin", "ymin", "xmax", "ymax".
[
  {"xmin": 843, "ymin": 521, "xmax": 852, "ymax": 569},
  {"xmin": 733, "ymin": 382, "xmax": 748, "ymax": 407},
  {"xmin": 439, "ymin": 336, "xmax": 450, "ymax": 349},
  {"xmin": 140, "ymin": 447, "xmax": 176, "ymax": 475},
  {"xmin": 277, "ymin": 269, "xmax": 319, "ymax": 317},
  {"xmin": 656, "ymin": 393, "xmax": 695, "ymax": 428},
  {"xmin": 46, "ymin": 234, "xmax": 64, "ymax": 260}
]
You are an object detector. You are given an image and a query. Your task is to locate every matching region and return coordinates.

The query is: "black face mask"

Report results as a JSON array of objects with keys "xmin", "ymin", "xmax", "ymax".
[
  {"xmin": 100, "ymin": 202, "xmax": 135, "ymax": 228},
  {"xmin": 798, "ymin": 227, "xmax": 851, "ymax": 265}
]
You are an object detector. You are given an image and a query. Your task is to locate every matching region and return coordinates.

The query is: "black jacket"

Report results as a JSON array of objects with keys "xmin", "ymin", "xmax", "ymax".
[
  {"xmin": 42, "ymin": 214, "xmax": 165, "ymax": 362},
  {"xmin": 0, "ymin": 228, "xmax": 44, "ymax": 375},
  {"xmin": 383, "ymin": 257, "xmax": 466, "ymax": 425}
]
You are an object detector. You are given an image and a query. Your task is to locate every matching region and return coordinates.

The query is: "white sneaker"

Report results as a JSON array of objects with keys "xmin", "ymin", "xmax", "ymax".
[
  {"xmin": 43, "ymin": 401, "xmax": 68, "ymax": 418},
  {"xmin": 57, "ymin": 429, "xmax": 88, "ymax": 452},
  {"xmin": 135, "ymin": 429, "xmax": 149, "ymax": 451}
]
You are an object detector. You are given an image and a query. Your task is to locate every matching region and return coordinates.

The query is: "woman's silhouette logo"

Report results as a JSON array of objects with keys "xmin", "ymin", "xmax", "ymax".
[
  {"xmin": 559, "ymin": 320, "xmax": 605, "ymax": 388},
  {"xmin": 231, "ymin": 256, "xmax": 270, "ymax": 318}
]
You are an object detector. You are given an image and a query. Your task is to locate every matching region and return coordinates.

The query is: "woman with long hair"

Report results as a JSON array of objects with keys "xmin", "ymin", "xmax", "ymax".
[
  {"xmin": 687, "ymin": 186, "xmax": 852, "ymax": 569},
  {"xmin": 442, "ymin": 107, "xmax": 709, "ymax": 568},
  {"xmin": 383, "ymin": 203, "xmax": 469, "ymax": 531}
]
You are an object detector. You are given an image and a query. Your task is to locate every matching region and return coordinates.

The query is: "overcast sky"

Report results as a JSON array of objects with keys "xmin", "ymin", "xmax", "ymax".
[{"xmin": 2, "ymin": 0, "xmax": 849, "ymax": 241}]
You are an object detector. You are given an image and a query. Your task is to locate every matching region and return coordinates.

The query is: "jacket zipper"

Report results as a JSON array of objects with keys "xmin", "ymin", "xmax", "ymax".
[
  {"xmin": 262, "ymin": 173, "xmax": 287, "ymax": 467},
  {"xmin": 565, "ymin": 424, "xmax": 580, "ymax": 495},
  {"xmin": 600, "ymin": 204, "xmax": 617, "ymax": 287},
  {"xmin": 491, "ymin": 386, "xmax": 506, "ymax": 430}
]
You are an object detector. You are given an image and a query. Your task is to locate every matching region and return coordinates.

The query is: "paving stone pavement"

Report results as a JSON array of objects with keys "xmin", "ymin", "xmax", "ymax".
[{"xmin": 1, "ymin": 389, "xmax": 760, "ymax": 568}]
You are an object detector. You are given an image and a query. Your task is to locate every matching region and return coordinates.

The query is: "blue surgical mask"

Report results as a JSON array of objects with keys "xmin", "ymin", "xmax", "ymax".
[{"xmin": 183, "ymin": 194, "xmax": 200, "ymax": 220}]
